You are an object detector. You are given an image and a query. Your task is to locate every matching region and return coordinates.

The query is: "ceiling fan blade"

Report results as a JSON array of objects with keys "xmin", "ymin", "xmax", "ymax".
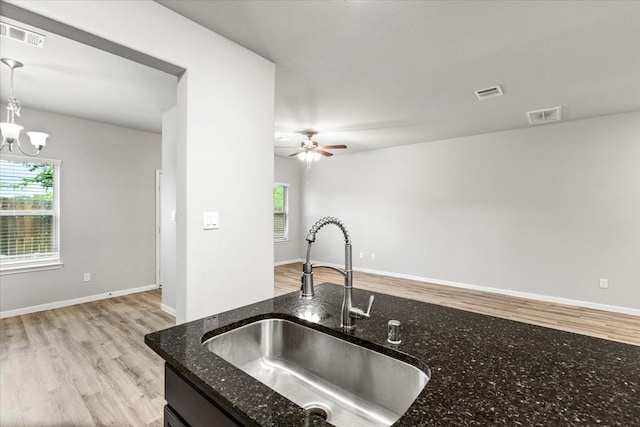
[
  {"xmin": 315, "ymin": 150, "xmax": 333, "ymax": 157},
  {"xmin": 317, "ymin": 145, "xmax": 347, "ymax": 150},
  {"xmin": 288, "ymin": 152, "xmax": 301, "ymax": 157}
]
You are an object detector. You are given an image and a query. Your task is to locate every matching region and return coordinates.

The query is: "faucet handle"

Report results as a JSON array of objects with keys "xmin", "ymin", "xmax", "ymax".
[
  {"xmin": 365, "ymin": 295, "xmax": 375, "ymax": 315},
  {"xmin": 350, "ymin": 295, "xmax": 375, "ymax": 320}
]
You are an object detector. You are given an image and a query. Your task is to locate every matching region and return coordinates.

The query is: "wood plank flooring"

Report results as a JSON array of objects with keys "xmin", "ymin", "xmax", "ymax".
[
  {"xmin": 0, "ymin": 290, "xmax": 174, "ymax": 427},
  {"xmin": 1, "ymin": 264, "xmax": 637, "ymax": 426},
  {"xmin": 276, "ymin": 262, "xmax": 640, "ymax": 346}
]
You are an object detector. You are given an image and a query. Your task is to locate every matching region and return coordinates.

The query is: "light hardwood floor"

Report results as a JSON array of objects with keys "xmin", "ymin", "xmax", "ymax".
[
  {"xmin": 0, "ymin": 290, "xmax": 174, "ymax": 427},
  {"xmin": 1, "ymin": 264, "xmax": 638, "ymax": 426},
  {"xmin": 276, "ymin": 262, "xmax": 640, "ymax": 346}
]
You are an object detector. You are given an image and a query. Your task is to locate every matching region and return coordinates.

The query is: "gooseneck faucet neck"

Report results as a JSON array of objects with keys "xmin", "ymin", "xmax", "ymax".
[
  {"xmin": 300, "ymin": 217, "xmax": 373, "ymax": 331},
  {"xmin": 301, "ymin": 217, "xmax": 351, "ymax": 299},
  {"xmin": 306, "ymin": 216, "xmax": 351, "ymax": 245}
]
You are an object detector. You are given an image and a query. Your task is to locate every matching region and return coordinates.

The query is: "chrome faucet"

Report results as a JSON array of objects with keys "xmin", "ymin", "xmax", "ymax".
[{"xmin": 301, "ymin": 217, "xmax": 375, "ymax": 330}]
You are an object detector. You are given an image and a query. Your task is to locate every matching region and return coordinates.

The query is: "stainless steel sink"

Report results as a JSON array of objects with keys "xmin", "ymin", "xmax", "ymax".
[{"xmin": 202, "ymin": 318, "xmax": 429, "ymax": 426}]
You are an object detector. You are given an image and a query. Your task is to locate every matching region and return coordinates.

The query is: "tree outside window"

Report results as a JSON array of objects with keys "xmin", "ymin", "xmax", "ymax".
[{"xmin": 0, "ymin": 156, "xmax": 61, "ymax": 270}]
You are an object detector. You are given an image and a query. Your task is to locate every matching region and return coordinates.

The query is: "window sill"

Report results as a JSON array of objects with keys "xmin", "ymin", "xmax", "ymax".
[
  {"xmin": 274, "ymin": 239, "xmax": 291, "ymax": 245},
  {"xmin": 1, "ymin": 261, "xmax": 64, "ymax": 275}
]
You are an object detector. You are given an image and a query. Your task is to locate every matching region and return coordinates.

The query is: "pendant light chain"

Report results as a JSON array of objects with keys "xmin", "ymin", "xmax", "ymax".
[{"xmin": 7, "ymin": 66, "xmax": 21, "ymax": 122}]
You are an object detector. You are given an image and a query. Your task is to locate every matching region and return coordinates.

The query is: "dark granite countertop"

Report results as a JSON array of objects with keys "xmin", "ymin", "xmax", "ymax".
[{"xmin": 145, "ymin": 283, "xmax": 640, "ymax": 426}]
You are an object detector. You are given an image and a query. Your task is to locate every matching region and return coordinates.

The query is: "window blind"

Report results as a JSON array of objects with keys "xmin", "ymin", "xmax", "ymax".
[
  {"xmin": 273, "ymin": 183, "xmax": 288, "ymax": 241},
  {"xmin": 274, "ymin": 212, "xmax": 286, "ymax": 239},
  {"xmin": 0, "ymin": 156, "xmax": 61, "ymax": 268}
]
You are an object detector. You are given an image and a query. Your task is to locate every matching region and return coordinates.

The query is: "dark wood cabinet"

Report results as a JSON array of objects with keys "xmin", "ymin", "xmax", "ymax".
[
  {"xmin": 164, "ymin": 405, "xmax": 187, "ymax": 427},
  {"xmin": 164, "ymin": 364, "xmax": 241, "ymax": 427}
]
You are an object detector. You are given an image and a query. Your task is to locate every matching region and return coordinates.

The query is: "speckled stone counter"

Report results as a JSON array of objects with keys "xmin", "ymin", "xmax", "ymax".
[{"xmin": 145, "ymin": 283, "xmax": 640, "ymax": 426}]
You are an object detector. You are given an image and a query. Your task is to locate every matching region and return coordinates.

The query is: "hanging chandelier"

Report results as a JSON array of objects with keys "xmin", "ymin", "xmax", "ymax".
[{"xmin": 0, "ymin": 58, "xmax": 49, "ymax": 156}]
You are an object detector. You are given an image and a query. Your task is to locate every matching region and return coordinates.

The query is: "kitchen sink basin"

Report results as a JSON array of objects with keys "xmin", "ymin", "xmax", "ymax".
[{"xmin": 202, "ymin": 318, "xmax": 429, "ymax": 426}]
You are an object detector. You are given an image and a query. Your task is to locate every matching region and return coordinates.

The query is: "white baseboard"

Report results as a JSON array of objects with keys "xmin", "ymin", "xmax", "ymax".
[
  {"xmin": 0, "ymin": 284, "xmax": 159, "ymax": 319},
  {"xmin": 307, "ymin": 261, "xmax": 640, "ymax": 317},
  {"xmin": 161, "ymin": 303, "xmax": 177, "ymax": 317},
  {"xmin": 274, "ymin": 258, "xmax": 304, "ymax": 266}
]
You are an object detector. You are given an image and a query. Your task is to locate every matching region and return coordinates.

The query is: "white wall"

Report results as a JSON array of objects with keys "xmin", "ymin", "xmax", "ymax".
[
  {"xmin": 302, "ymin": 112, "xmax": 640, "ymax": 311},
  {"xmin": 274, "ymin": 157, "xmax": 303, "ymax": 263},
  {"xmin": 12, "ymin": 1, "xmax": 276, "ymax": 322},
  {"xmin": 0, "ymin": 107, "xmax": 161, "ymax": 312},
  {"xmin": 160, "ymin": 107, "xmax": 177, "ymax": 314}
]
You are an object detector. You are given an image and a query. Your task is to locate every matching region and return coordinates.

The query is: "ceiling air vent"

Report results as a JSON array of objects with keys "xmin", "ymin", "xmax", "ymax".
[
  {"xmin": 0, "ymin": 22, "xmax": 46, "ymax": 48},
  {"xmin": 526, "ymin": 106, "xmax": 562, "ymax": 125},
  {"xmin": 474, "ymin": 85, "xmax": 503, "ymax": 100}
]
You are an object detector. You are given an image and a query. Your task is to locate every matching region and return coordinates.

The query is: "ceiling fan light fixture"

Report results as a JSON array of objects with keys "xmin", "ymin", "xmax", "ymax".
[
  {"xmin": 287, "ymin": 131, "xmax": 347, "ymax": 162},
  {"xmin": 298, "ymin": 151, "xmax": 320, "ymax": 162}
]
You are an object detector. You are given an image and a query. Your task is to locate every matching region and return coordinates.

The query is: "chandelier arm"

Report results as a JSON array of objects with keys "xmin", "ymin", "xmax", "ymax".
[{"xmin": 15, "ymin": 139, "xmax": 42, "ymax": 157}]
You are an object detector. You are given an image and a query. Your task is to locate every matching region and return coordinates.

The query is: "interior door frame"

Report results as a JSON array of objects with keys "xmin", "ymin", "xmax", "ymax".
[{"xmin": 155, "ymin": 169, "xmax": 162, "ymax": 289}]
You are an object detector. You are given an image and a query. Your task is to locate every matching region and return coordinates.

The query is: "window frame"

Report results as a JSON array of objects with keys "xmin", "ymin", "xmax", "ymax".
[
  {"xmin": 273, "ymin": 182, "xmax": 289, "ymax": 243},
  {"xmin": 0, "ymin": 154, "xmax": 63, "ymax": 274}
]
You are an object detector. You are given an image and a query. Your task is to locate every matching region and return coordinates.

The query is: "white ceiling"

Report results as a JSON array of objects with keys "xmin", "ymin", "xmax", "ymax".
[
  {"xmin": 158, "ymin": 0, "xmax": 640, "ymax": 155},
  {"xmin": 0, "ymin": 15, "xmax": 177, "ymax": 134},
  {"xmin": 1, "ymin": 1, "xmax": 639, "ymax": 152}
]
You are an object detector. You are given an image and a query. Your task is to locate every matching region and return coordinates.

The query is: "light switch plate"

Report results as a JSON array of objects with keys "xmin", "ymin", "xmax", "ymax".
[{"xmin": 203, "ymin": 211, "xmax": 219, "ymax": 230}]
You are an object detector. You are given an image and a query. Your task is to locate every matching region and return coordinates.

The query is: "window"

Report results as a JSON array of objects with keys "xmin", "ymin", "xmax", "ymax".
[
  {"xmin": 273, "ymin": 183, "xmax": 288, "ymax": 241},
  {"xmin": 0, "ymin": 154, "xmax": 61, "ymax": 272}
]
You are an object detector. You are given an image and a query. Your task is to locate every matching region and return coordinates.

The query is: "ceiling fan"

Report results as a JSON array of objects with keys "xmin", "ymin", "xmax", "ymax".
[{"xmin": 287, "ymin": 131, "xmax": 347, "ymax": 162}]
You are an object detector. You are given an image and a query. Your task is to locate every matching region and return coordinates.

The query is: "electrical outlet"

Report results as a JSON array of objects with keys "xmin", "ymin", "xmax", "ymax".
[
  {"xmin": 599, "ymin": 279, "xmax": 608, "ymax": 289},
  {"xmin": 83, "ymin": 273, "xmax": 91, "ymax": 282},
  {"xmin": 371, "ymin": 253, "xmax": 376, "ymax": 260},
  {"xmin": 359, "ymin": 252, "xmax": 364, "ymax": 259}
]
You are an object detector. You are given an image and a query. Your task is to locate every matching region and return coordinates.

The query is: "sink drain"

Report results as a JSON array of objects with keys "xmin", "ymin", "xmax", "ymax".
[
  {"xmin": 307, "ymin": 407, "xmax": 328, "ymax": 420},
  {"xmin": 303, "ymin": 403, "xmax": 332, "ymax": 422}
]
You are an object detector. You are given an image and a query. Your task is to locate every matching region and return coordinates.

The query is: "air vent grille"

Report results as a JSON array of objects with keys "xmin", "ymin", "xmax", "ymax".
[
  {"xmin": 0, "ymin": 22, "xmax": 45, "ymax": 48},
  {"xmin": 526, "ymin": 106, "xmax": 562, "ymax": 125},
  {"xmin": 474, "ymin": 85, "xmax": 504, "ymax": 100}
]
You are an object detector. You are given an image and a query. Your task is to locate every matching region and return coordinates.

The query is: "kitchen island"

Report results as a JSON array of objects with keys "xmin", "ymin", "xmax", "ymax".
[{"xmin": 145, "ymin": 283, "xmax": 640, "ymax": 426}]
